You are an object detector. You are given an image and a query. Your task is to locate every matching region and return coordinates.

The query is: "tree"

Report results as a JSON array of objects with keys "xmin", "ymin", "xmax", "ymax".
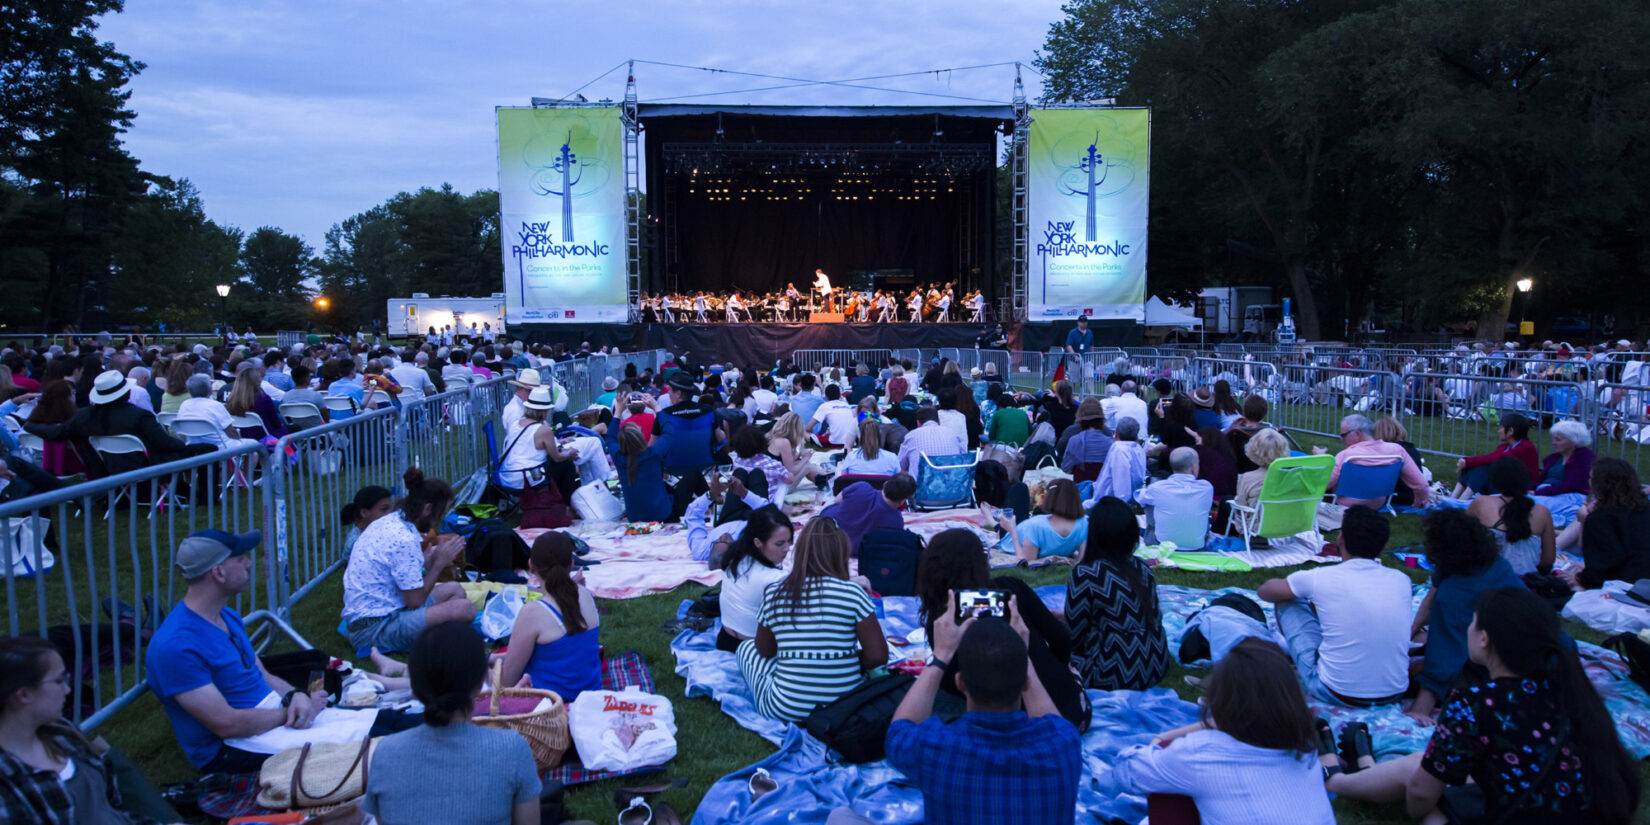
[
  {"xmin": 109, "ymin": 178, "xmax": 242, "ymax": 330},
  {"xmin": 0, "ymin": 0, "xmax": 147, "ymax": 333},
  {"xmin": 238, "ymin": 227, "xmax": 316, "ymax": 330}
]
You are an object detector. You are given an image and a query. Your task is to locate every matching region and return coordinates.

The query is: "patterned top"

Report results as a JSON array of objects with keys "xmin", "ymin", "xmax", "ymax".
[
  {"xmin": 741, "ymin": 577, "xmax": 874, "ymax": 721},
  {"xmin": 1421, "ymin": 677, "xmax": 1589, "ymax": 822},
  {"xmin": 342, "ymin": 514, "xmax": 425, "ymax": 623},
  {"xmin": 886, "ymin": 711, "xmax": 1081, "ymax": 825},
  {"xmin": 1066, "ymin": 556, "xmax": 1169, "ymax": 690},
  {"xmin": 0, "ymin": 723, "xmax": 161, "ymax": 825}
]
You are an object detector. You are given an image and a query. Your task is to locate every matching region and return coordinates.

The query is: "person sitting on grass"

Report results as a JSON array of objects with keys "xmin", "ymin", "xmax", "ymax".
[
  {"xmin": 342, "ymin": 469, "xmax": 477, "ymax": 654},
  {"xmin": 1405, "ymin": 509, "xmax": 1526, "ymax": 725},
  {"xmin": 818, "ymin": 473, "xmax": 915, "ymax": 553},
  {"xmin": 1259, "ymin": 506, "xmax": 1412, "ymax": 707},
  {"xmin": 0, "ymin": 636, "xmax": 184, "ymax": 824},
  {"xmin": 715, "ymin": 508, "xmax": 796, "ymax": 653},
  {"xmin": 340, "ymin": 485, "xmax": 395, "ymax": 560},
  {"xmin": 146, "ymin": 529, "xmax": 410, "ymax": 773},
  {"xmin": 1113, "ymin": 638, "xmax": 1335, "ymax": 825},
  {"xmin": 914, "ymin": 529, "xmax": 1089, "ymax": 730},
  {"xmin": 495, "ymin": 532, "xmax": 602, "ymax": 705},
  {"xmin": 874, "ymin": 598, "xmax": 1080, "ymax": 825},
  {"xmin": 1452, "ymin": 413, "xmax": 1539, "ymax": 499},
  {"xmin": 738, "ymin": 518, "xmax": 885, "ymax": 722},
  {"xmin": 996, "ymin": 478, "xmax": 1088, "ymax": 562},
  {"xmin": 837, "ymin": 418, "xmax": 900, "ymax": 477},
  {"xmin": 1066, "ymin": 496, "xmax": 1170, "ymax": 691},
  {"xmin": 1466, "ymin": 455, "xmax": 1555, "ymax": 576},
  {"xmin": 1324, "ymin": 588, "xmax": 1639, "ymax": 825},
  {"xmin": 1138, "ymin": 447, "xmax": 1214, "ymax": 550},
  {"xmin": 1558, "ymin": 457, "xmax": 1650, "ymax": 591},
  {"xmin": 361, "ymin": 623, "xmax": 543, "ymax": 825}
]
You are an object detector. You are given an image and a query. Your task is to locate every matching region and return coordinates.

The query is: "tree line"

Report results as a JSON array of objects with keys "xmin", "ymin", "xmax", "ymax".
[
  {"xmin": 1036, "ymin": 0, "xmax": 1650, "ymax": 339},
  {"xmin": 0, "ymin": 1, "xmax": 501, "ymax": 337}
]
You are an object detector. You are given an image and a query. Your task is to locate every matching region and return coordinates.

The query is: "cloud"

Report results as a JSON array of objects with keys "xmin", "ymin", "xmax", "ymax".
[{"xmin": 99, "ymin": 0, "xmax": 1064, "ymax": 246}]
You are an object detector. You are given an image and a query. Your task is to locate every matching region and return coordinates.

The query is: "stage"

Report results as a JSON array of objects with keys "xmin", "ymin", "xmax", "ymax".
[{"xmin": 508, "ymin": 319, "xmax": 1140, "ymax": 363}]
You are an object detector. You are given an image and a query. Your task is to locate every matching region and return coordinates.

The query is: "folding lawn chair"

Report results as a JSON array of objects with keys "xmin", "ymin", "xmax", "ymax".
[
  {"xmin": 1226, "ymin": 453, "xmax": 1334, "ymax": 549},
  {"xmin": 910, "ymin": 452, "xmax": 977, "ymax": 511},
  {"xmin": 482, "ymin": 420, "xmax": 521, "ymax": 517},
  {"xmin": 1327, "ymin": 457, "xmax": 1404, "ymax": 514}
]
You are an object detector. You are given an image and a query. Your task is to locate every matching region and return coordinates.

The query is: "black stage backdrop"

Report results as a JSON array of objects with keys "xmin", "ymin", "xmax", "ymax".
[
  {"xmin": 508, "ymin": 320, "xmax": 1140, "ymax": 366},
  {"xmin": 641, "ymin": 109, "xmax": 1003, "ymax": 295}
]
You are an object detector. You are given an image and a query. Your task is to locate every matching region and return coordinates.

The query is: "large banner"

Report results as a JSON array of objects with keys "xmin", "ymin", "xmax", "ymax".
[
  {"xmin": 1027, "ymin": 108, "xmax": 1150, "ymax": 321},
  {"xmin": 497, "ymin": 107, "xmax": 626, "ymax": 323}
]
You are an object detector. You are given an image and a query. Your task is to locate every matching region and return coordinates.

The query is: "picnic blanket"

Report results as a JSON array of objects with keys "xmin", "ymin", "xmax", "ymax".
[
  {"xmin": 196, "ymin": 652, "xmax": 661, "ymax": 820},
  {"xmin": 520, "ymin": 523, "xmax": 724, "ymax": 600}
]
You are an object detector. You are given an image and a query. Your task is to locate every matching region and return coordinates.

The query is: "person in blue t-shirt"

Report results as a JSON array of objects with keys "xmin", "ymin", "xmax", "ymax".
[
  {"xmin": 145, "ymin": 529, "xmax": 416, "ymax": 773},
  {"xmin": 1064, "ymin": 315, "xmax": 1094, "ymax": 355}
]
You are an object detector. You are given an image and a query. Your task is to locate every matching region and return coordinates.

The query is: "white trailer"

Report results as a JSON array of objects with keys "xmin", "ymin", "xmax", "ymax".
[
  {"xmin": 1196, "ymin": 286, "xmax": 1275, "ymax": 338},
  {"xmin": 386, "ymin": 294, "xmax": 506, "ymax": 339}
]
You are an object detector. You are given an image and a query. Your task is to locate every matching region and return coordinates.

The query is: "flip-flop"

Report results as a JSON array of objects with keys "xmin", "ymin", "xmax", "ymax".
[
  {"xmin": 612, "ymin": 777, "xmax": 688, "ymax": 811},
  {"xmin": 748, "ymin": 767, "xmax": 778, "ymax": 802},
  {"xmin": 617, "ymin": 797, "xmax": 652, "ymax": 825}
]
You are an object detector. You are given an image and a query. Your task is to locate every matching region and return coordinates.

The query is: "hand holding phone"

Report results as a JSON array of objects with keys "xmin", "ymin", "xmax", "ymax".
[{"xmin": 954, "ymin": 589, "xmax": 1010, "ymax": 623}]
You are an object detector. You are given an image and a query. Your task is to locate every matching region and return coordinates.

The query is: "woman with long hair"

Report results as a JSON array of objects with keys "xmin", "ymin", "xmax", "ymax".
[
  {"xmin": 225, "ymin": 366, "xmax": 286, "ymax": 439},
  {"xmin": 1466, "ymin": 455, "xmax": 1555, "ymax": 575},
  {"xmin": 837, "ymin": 418, "xmax": 899, "ymax": 477},
  {"xmin": 340, "ymin": 485, "xmax": 395, "ymax": 560},
  {"xmin": 25, "ymin": 380, "xmax": 86, "ymax": 476},
  {"xmin": 954, "ymin": 385, "xmax": 984, "ymax": 446},
  {"xmin": 1210, "ymin": 379, "xmax": 1242, "ymax": 428},
  {"xmin": 1560, "ymin": 457, "xmax": 1650, "ymax": 590},
  {"xmin": 362, "ymin": 623, "xmax": 542, "ymax": 825},
  {"xmin": 913, "ymin": 529, "xmax": 1089, "ymax": 729},
  {"xmin": 1066, "ymin": 496, "xmax": 1169, "ymax": 690},
  {"xmin": 1326, "ymin": 588, "xmax": 1640, "ymax": 825},
  {"xmin": 0, "ymin": 636, "xmax": 178, "ymax": 823},
  {"xmin": 342, "ymin": 468, "xmax": 476, "ymax": 653},
  {"xmin": 1406, "ymin": 509, "xmax": 1525, "ymax": 724},
  {"xmin": 1195, "ymin": 425, "xmax": 1238, "ymax": 499},
  {"xmin": 1157, "ymin": 392, "xmax": 1200, "ymax": 472},
  {"xmin": 497, "ymin": 532, "xmax": 602, "ymax": 703},
  {"xmin": 160, "ymin": 358, "xmax": 194, "ymax": 415},
  {"xmin": 738, "ymin": 518, "xmax": 886, "ymax": 721},
  {"xmin": 765, "ymin": 412, "xmax": 826, "ymax": 486},
  {"xmin": 1115, "ymin": 639, "xmax": 1333, "ymax": 824},
  {"xmin": 715, "ymin": 507, "xmax": 795, "ymax": 652},
  {"xmin": 729, "ymin": 423, "xmax": 791, "ymax": 489},
  {"xmin": 610, "ymin": 420, "xmax": 671, "ymax": 522},
  {"xmin": 1038, "ymin": 379, "xmax": 1079, "ymax": 436}
]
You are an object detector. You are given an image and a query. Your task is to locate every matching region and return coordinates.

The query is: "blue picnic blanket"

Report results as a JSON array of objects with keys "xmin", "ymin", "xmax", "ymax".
[{"xmin": 672, "ymin": 583, "xmax": 1650, "ymax": 825}]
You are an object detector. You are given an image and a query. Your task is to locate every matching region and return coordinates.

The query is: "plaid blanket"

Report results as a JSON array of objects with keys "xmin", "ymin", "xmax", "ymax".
[{"xmin": 197, "ymin": 652, "xmax": 662, "ymax": 818}]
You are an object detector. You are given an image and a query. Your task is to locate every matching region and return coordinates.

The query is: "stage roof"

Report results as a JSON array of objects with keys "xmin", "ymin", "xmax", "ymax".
[{"xmin": 637, "ymin": 104, "xmax": 1015, "ymax": 122}]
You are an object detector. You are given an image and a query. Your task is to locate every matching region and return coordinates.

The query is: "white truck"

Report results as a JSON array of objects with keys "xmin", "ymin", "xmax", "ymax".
[
  {"xmin": 1196, "ymin": 286, "xmax": 1280, "ymax": 340},
  {"xmin": 386, "ymin": 294, "xmax": 506, "ymax": 340}
]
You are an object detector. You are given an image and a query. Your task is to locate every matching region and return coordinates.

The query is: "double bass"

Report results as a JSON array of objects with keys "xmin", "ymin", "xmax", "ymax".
[{"xmin": 842, "ymin": 292, "xmax": 859, "ymax": 319}]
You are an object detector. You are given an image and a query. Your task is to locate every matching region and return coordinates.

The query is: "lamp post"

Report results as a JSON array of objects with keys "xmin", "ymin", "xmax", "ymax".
[
  {"xmin": 1516, "ymin": 277, "xmax": 1534, "ymax": 341},
  {"xmin": 215, "ymin": 283, "xmax": 231, "ymax": 344}
]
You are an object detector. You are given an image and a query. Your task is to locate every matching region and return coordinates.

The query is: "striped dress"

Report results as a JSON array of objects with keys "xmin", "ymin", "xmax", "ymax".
[
  {"xmin": 737, "ymin": 577, "xmax": 875, "ymax": 722},
  {"xmin": 1066, "ymin": 557, "xmax": 1170, "ymax": 691}
]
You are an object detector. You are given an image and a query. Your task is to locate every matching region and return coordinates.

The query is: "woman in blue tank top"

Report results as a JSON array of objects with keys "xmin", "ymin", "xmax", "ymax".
[{"xmin": 496, "ymin": 532, "xmax": 602, "ymax": 703}]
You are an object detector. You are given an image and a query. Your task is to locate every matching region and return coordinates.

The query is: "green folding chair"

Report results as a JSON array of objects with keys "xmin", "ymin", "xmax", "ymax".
[{"xmin": 1226, "ymin": 454, "xmax": 1334, "ymax": 549}]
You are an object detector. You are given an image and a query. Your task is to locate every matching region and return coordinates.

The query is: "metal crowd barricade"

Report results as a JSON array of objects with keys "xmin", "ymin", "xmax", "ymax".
[
  {"xmin": 0, "ymin": 445, "xmax": 298, "ymax": 728},
  {"xmin": 1391, "ymin": 372, "xmax": 1588, "ymax": 461},
  {"xmin": 790, "ymin": 349, "xmax": 895, "ymax": 374},
  {"xmin": 1191, "ymin": 357, "xmax": 1279, "ymax": 398},
  {"xmin": 1267, "ymin": 363, "xmax": 1400, "ymax": 443}
]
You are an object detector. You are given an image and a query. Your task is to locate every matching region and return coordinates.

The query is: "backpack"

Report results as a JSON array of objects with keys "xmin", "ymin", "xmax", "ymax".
[
  {"xmin": 858, "ymin": 528, "xmax": 924, "ymax": 596},
  {"xmin": 465, "ymin": 517, "xmax": 532, "ymax": 573},
  {"xmin": 1606, "ymin": 632, "xmax": 1650, "ymax": 694}
]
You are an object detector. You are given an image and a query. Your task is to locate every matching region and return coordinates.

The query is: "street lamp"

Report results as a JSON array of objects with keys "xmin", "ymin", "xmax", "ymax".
[
  {"xmin": 215, "ymin": 284, "xmax": 231, "ymax": 343},
  {"xmin": 314, "ymin": 296, "xmax": 330, "ymax": 310},
  {"xmin": 1515, "ymin": 277, "xmax": 1534, "ymax": 340}
]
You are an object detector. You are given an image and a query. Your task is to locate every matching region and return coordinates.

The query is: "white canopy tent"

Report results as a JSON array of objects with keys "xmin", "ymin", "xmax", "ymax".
[{"xmin": 1144, "ymin": 296, "xmax": 1202, "ymax": 328}]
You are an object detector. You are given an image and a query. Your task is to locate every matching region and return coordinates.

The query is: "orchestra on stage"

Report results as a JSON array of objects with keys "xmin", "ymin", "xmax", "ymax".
[{"xmin": 639, "ymin": 275, "xmax": 989, "ymax": 323}]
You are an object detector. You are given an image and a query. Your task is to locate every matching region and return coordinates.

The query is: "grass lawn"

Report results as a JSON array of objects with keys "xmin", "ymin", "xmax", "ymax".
[{"xmin": 73, "ymin": 425, "xmax": 1650, "ymax": 822}]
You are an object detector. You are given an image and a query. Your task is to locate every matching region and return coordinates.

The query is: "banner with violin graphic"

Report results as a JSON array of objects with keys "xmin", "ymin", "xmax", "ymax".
[{"xmin": 1027, "ymin": 107, "xmax": 1150, "ymax": 322}]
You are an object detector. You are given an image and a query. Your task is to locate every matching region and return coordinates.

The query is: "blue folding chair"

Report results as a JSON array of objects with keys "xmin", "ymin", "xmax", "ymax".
[
  {"xmin": 1329, "ymin": 458, "xmax": 1404, "ymax": 514},
  {"xmin": 911, "ymin": 452, "xmax": 978, "ymax": 511},
  {"xmin": 482, "ymin": 421, "xmax": 522, "ymax": 517}
]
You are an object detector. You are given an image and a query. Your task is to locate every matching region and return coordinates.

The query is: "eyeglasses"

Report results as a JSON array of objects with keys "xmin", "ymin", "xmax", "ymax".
[
  {"xmin": 1338, "ymin": 430, "xmax": 1354, "ymax": 440},
  {"xmin": 40, "ymin": 672, "xmax": 72, "ymax": 688}
]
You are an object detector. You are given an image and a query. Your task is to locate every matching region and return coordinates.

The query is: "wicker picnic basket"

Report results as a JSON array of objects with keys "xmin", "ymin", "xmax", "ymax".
[{"xmin": 474, "ymin": 658, "xmax": 570, "ymax": 770}]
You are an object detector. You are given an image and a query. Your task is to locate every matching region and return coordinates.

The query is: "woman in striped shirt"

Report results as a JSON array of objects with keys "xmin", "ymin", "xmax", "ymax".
[{"xmin": 738, "ymin": 518, "xmax": 887, "ymax": 722}]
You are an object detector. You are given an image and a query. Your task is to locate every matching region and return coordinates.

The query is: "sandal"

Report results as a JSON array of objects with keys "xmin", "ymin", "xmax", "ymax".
[
  {"xmin": 612, "ymin": 777, "xmax": 688, "ymax": 813},
  {"xmin": 749, "ymin": 767, "xmax": 778, "ymax": 802},
  {"xmin": 1315, "ymin": 718, "xmax": 1343, "ymax": 781},
  {"xmin": 617, "ymin": 796, "xmax": 652, "ymax": 825},
  {"xmin": 1339, "ymin": 721, "xmax": 1375, "ymax": 773}
]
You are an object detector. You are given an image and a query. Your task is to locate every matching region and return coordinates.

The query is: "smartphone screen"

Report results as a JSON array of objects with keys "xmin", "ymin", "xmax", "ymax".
[{"xmin": 955, "ymin": 589, "xmax": 1009, "ymax": 623}]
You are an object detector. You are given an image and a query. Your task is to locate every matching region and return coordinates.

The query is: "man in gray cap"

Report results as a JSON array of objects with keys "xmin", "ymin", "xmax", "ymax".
[{"xmin": 144, "ymin": 530, "xmax": 332, "ymax": 772}]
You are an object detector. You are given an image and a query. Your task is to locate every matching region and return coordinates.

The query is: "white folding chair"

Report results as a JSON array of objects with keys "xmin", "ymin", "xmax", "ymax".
[
  {"xmin": 171, "ymin": 418, "xmax": 252, "ymax": 498},
  {"xmin": 155, "ymin": 411, "xmax": 177, "ymax": 433},
  {"xmin": 14, "ymin": 432, "xmax": 46, "ymax": 464},
  {"xmin": 278, "ymin": 402, "xmax": 323, "ymax": 431},
  {"xmin": 88, "ymin": 434, "xmax": 171, "ymax": 517},
  {"xmin": 323, "ymin": 396, "xmax": 359, "ymax": 416}
]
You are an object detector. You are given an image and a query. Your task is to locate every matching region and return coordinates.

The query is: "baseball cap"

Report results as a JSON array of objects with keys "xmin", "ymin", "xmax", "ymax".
[{"xmin": 176, "ymin": 529, "xmax": 262, "ymax": 578}]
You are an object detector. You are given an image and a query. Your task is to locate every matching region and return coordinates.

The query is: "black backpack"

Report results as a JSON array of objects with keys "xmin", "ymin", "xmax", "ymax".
[
  {"xmin": 1606, "ymin": 632, "xmax": 1650, "ymax": 693},
  {"xmin": 858, "ymin": 529, "xmax": 924, "ymax": 596},
  {"xmin": 465, "ymin": 518, "xmax": 531, "ymax": 574}
]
